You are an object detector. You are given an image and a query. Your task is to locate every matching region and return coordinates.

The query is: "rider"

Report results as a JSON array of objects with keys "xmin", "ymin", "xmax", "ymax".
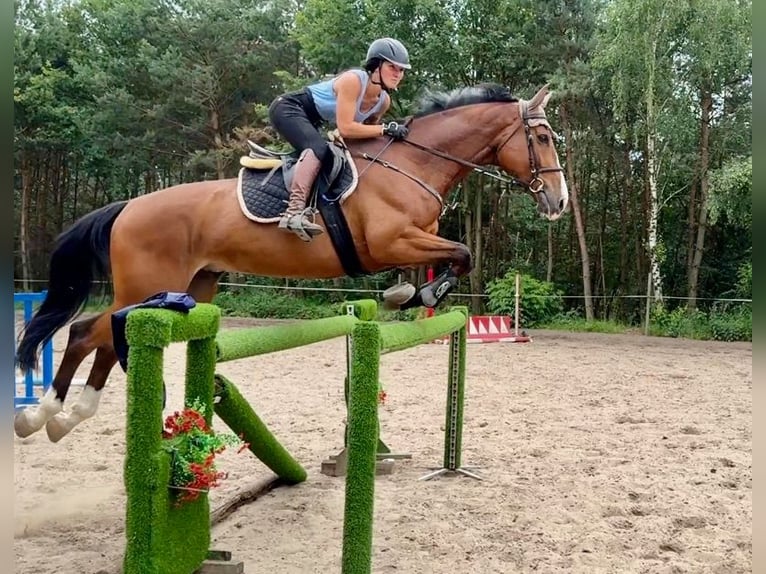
[{"xmin": 268, "ymin": 37, "xmax": 412, "ymax": 241}]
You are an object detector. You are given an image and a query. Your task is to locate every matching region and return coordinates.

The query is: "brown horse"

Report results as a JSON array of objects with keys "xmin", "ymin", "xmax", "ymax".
[{"xmin": 14, "ymin": 83, "xmax": 567, "ymax": 442}]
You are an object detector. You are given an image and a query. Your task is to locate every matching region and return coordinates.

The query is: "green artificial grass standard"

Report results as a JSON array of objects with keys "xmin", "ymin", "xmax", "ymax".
[
  {"xmin": 123, "ymin": 304, "xmax": 220, "ymax": 574},
  {"xmin": 341, "ymin": 321, "xmax": 381, "ymax": 574},
  {"xmin": 443, "ymin": 308, "xmax": 468, "ymax": 469}
]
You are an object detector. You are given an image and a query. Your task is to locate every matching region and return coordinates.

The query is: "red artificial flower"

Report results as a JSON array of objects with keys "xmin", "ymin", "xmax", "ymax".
[{"xmin": 162, "ymin": 400, "xmax": 248, "ymax": 506}]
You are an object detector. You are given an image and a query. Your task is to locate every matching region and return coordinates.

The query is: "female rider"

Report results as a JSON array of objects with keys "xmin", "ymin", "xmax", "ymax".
[{"xmin": 269, "ymin": 37, "xmax": 411, "ymax": 241}]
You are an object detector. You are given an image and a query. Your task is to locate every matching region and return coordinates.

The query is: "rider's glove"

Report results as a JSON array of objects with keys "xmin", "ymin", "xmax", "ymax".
[{"xmin": 382, "ymin": 122, "xmax": 409, "ymax": 140}]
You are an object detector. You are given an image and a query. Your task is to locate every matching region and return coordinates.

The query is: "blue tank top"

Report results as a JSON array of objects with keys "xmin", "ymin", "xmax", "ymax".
[{"xmin": 306, "ymin": 69, "xmax": 386, "ymax": 125}]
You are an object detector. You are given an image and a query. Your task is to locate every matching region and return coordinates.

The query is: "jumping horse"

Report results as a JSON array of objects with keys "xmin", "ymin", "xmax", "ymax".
[{"xmin": 14, "ymin": 83, "xmax": 568, "ymax": 441}]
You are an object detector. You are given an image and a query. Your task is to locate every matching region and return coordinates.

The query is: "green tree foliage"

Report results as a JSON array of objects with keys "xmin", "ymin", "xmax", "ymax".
[
  {"xmin": 708, "ymin": 156, "xmax": 751, "ymax": 229},
  {"xmin": 14, "ymin": 0, "xmax": 751, "ymax": 340},
  {"xmin": 486, "ymin": 270, "xmax": 564, "ymax": 327}
]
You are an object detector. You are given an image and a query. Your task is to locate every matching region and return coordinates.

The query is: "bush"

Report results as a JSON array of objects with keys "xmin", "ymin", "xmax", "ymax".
[
  {"xmin": 709, "ymin": 303, "xmax": 751, "ymax": 342},
  {"xmin": 213, "ymin": 290, "xmax": 338, "ymax": 319},
  {"xmin": 486, "ymin": 271, "xmax": 563, "ymax": 327},
  {"xmin": 541, "ymin": 310, "xmax": 629, "ymax": 334},
  {"xmin": 649, "ymin": 303, "xmax": 751, "ymax": 342},
  {"xmin": 649, "ymin": 306, "xmax": 712, "ymax": 339}
]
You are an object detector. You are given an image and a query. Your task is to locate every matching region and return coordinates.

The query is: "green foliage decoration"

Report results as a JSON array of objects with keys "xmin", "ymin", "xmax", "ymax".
[{"xmin": 486, "ymin": 270, "xmax": 564, "ymax": 327}]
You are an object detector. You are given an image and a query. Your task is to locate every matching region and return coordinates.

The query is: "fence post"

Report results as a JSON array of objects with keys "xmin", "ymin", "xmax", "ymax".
[{"xmin": 644, "ymin": 271, "xmax": 652, "ymax": 336}]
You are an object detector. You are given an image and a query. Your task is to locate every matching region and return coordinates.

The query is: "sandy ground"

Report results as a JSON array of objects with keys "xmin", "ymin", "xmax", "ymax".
[{"xmin": 14, "ymin": 319, "xmax": 752, "ymax": 574}]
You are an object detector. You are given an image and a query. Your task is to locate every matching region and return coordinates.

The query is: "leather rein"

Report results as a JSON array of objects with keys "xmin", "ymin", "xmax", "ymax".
[{"xmin": 353, "ymin": 100, "xmax": 564, "ymax": 212}]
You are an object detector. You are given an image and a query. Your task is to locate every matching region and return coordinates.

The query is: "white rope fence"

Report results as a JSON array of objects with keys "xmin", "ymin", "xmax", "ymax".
[{"xmin": 13, "ymin": 277, "xmax": 751, "ymax": 304}]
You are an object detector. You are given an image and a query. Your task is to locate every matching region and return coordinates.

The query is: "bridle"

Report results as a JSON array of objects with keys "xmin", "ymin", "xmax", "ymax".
[
  {"xmin": 354, "ymin": 100, "xmax": 564, "ymax": 210},
  {"xmin": 493, "ymin": 100, "xmax": 565, "ymax": 193}
]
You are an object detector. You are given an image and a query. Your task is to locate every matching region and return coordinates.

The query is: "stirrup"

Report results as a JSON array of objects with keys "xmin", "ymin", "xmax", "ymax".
[{"xmin": 278, "ymin": 210, "xmax": 324, "ymax": 242}]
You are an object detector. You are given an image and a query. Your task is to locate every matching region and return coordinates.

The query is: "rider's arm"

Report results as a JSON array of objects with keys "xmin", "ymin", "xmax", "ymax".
[{"xmin": 334, "ymin": 72, "xmax": 387, "ymax": 139}]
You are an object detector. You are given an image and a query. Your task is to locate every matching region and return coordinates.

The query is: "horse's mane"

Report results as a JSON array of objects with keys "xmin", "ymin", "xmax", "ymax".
[{"xmin": 414, "ymin": 83, "xmax": 518, "ymax": 117}]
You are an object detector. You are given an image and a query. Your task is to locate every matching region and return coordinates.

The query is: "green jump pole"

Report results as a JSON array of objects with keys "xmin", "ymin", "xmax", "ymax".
[
  {"xmin": 378, "ymin": 310, "xmax": 466, "ymax": 353},
  {"xmin": 213, "ymin": 374, "xmax": 307, "ymax": 484},
  {"xmin": 418, "ymin": 305, "xmax": 481, "ymax": 481},
  {"xmin": 215, "ymin": 315, "xmax": 359, "ymax": 363}
]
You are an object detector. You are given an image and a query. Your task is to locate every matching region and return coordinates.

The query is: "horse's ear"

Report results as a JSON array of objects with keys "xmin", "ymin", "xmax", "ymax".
[{"xmin": 529, "ymin": 84, "xmax": 552, "ymax": 110}]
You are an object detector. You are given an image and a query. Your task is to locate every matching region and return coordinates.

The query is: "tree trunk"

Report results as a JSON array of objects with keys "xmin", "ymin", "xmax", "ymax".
[
  {"xmin": 72, "ymin": 155, "xmax": 80, "ymax": 224},
  {"xmin": 470, "ymin": 175, "xmax": 483, "ymax": 315},
  {"xmin": 462, "ymin": 179, "xmax": 481, "ymax": 315},
  {"xmin": 645, "ymin": 37, "xmax": 664, "ymax": 305},
  {"xmin": 560, "ymin": 104, "xmax": 594, "ymax": 320},
  {"xmin": 687, "ymin": 90, "xmax": 713, "ymax": 310},
  {"xmin": 685, "ymin": 178, "xmax": 698, "ymax": 283},
  {"xmin": 19, "ymin": 152, "xmax": 32, "ymax": 292},
  {"xmin": 546, "ymin": 225, "xmax": 553, "ymax": 283},
  {"xmin": 646, "ymin": 130, "xmax": 663, "ymax": 305},
  {"xmin": 211, "ymin": 108, "xmax": 226, "ymax": 180},
  {"xmin": 611, "ymin": 146, "xmax": 631, "ymax": 319}
]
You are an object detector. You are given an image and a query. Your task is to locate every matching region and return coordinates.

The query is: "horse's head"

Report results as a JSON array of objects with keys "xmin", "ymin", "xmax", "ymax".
[{"xmin": 494, "ymin": 84, "xmax": 569, "ymax": 220}]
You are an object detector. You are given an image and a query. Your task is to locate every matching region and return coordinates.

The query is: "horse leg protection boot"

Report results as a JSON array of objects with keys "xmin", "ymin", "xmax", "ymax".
[
  {"xmin": 279, "ymin": 149, "xmax": 324, "ymax": 241},
  {"xmin": 420, "ymin": 269, "xmax": 459, "ymax": 308}
]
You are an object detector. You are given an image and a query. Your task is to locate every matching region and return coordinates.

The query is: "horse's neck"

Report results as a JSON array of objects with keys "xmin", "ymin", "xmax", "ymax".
[
  {"xmin": 347, "ymin": 103, "xmax": 515, "ymax": 196},
  {"xmin": 406, "ymin": 104, "xmax": 511, "ymax": 190}
]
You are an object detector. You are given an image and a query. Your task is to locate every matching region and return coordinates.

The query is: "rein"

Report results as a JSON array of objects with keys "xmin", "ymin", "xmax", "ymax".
[
  {"xmin": 353, "ymin": 133, "xmax": 444, "ymax": 208},
  {"xmin": 352, "ymin": 100, "xmax": 564, "ymax": 212}
]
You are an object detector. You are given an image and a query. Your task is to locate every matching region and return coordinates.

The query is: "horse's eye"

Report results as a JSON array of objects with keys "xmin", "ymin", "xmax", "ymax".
[{"xmin": 537, "ymin": 133, "xmax": 549, "ymax": 145}]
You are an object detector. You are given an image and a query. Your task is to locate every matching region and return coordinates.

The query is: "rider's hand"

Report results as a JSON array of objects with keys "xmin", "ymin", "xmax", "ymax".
[{"xmin": 382, "ymin": 122, "xmax": 409, "ymax": 140}]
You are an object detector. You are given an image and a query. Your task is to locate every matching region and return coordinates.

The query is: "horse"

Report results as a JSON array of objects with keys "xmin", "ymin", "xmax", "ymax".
[{"xmin": 14, "ymin": 83, "xmax": 568, "ymax": 442}]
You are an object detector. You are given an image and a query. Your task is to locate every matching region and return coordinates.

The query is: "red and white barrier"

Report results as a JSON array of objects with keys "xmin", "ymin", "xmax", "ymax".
[
  {"xmin": 432, "ymin": 315, "xmax": 531, "ymax": 344},
  {"xmin": 466, "ymin": 315, "xmax": 531, "ymax": 343},
  {"xmin": 424, "ymin": 268, "xmax": 531, "ymax": 343}
]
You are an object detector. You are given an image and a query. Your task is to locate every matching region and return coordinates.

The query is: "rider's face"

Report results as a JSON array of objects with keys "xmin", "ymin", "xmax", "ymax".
[{"xmin": 380, "ymin": 61, "xmax": 405, "ymax": 88}]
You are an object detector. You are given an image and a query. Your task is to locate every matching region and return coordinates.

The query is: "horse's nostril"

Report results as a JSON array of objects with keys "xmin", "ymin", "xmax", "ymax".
[{"xmin": 559, "ymin": 198, "xmax": 566, "ymax": 211}]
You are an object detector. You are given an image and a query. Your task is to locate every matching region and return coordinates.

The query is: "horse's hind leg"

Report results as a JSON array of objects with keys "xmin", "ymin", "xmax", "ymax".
[
  {"xmin": 20, "ymin": 269, "xmax": 224, "ymax": 441},
  {"xmin": 44, "ymin": 269, "xmax": 223, "ymax": 441},
  {"xmin": 14, "ymin": 314, "xmax": 105, "ymax": 438},
  {"xmin": 44, "ymin": 343, "xmax": 118, "ymax": 443},
  {"xmin": 187, "ymin": 269, "xmax": 224, "ymax": 303}
]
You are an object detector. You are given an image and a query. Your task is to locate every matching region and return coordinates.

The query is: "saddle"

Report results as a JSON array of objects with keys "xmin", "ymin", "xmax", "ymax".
[
  {"xmin": 236, "ymin": 136, "xmax": 367, "ymax": 276},
  {"xmin": 238, "ymin": 139, "xmax": 353, "ymax": 221}
]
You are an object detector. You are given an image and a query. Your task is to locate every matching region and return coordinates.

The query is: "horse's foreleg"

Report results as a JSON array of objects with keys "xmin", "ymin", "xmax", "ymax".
[
  {"xmin": 403, "ymin": 268, "xmax": 460, "ymax": 309},
  {"xmin": 45, "ymin": 345, "xmax": 117, "ymax": 443},
  {"xmin": 14, "ymin": 315, "xmax": 101, "ymax": 438},
  {"xmin": 371, "ymin": 227, "xmax": 473, "ymax": 310}
]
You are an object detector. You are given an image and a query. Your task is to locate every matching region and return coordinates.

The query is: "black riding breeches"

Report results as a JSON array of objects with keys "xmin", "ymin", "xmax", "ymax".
[{"xmin": 268, "ymin": 89, "xmax": 331, "ymax": 166}]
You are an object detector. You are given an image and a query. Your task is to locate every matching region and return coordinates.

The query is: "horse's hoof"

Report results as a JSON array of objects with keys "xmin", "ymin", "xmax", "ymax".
[
  {"xmin": 14, "ymin": 409, "xmax": 43, "ymax": 438},
  {"xmin": 383, "ymin": 283, "xmax": 416, "ymax": 308},
  {"xmin": 420, "ymin": 286, "xmax": 437, "ymax": 307},
  {"xmin": 45, "ymin": 415, "xmax": 71, "ymax": 443}
]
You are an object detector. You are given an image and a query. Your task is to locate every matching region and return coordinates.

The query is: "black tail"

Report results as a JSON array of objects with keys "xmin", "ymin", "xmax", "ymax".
[{"xmin": 16, "ymin": 201, "xmax": 129, "ymax": 372}]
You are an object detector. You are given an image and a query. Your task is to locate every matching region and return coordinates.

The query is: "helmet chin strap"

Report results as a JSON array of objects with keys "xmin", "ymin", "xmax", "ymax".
[{"xmin": 370, "ymin": 67, "xmax": 393, "ymax": 92}]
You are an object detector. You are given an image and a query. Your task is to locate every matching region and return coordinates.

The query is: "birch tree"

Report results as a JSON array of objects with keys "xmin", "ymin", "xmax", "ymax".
[{"xmin": 594, "ymin": 0, "xmax": 682, "ymax": 306}]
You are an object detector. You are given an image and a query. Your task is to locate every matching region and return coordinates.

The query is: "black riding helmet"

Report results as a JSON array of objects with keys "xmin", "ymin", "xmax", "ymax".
[{"xmin": 365, "ymin": 38, "xmax": 411, "ymax": 71}]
